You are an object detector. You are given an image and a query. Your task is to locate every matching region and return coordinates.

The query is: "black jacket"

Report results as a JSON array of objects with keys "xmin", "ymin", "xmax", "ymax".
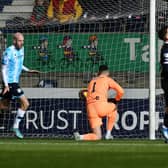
[{"xmin": 160, "ymin": 42, "xmax": 168, "ymax": 78}]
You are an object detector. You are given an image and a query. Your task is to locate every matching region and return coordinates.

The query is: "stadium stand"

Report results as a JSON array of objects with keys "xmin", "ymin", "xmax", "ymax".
[{"xmin": 0, "ymin": 0, "xmax": 34, "ymax": 28}]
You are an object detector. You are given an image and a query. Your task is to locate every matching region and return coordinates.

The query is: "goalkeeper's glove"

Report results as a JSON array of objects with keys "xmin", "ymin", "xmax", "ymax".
[{"xmin": 79, "ymin": 89, "xmax": 88, "ymax": 101}]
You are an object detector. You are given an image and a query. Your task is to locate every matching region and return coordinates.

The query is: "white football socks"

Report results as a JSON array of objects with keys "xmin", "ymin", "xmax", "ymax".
[
  {"xmin": 106, "ymin": 130, "xmax": 111, "ymax": 137},
  {"xmin": 13, "ymin": 108, "xmax": 25, "ymax": 129}
]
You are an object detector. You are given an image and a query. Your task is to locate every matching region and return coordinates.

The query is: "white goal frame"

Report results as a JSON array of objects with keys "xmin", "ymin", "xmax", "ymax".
[{"xmin": 149, "ymin": 0, "xmax": 156, "ymax": 140}]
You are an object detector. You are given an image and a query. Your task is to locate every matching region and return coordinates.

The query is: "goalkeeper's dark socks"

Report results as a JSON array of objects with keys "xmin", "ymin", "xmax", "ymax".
[{"xmin": 164, "ymin": 113, "xmax": 168, "ymax": 128}]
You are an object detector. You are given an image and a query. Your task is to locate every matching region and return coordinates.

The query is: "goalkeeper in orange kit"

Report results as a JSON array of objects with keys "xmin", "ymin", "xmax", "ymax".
[{"xmin": 74, "ymin": 65, "xmax": 124, "ymax": 140}]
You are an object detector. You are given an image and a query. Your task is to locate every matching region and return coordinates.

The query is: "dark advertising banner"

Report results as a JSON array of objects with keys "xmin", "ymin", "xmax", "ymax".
[{"xmin": 0, "ymin": 97, "xmax": 164, "ymax": 138}]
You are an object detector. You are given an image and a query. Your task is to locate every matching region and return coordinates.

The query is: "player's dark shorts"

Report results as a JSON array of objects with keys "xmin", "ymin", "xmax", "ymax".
[
  {"xmin": 0, "ymin": 83, "xmax": 24, "ymax": 100},
  {"xmin": 161, "ymin": 77, "xmax": 168, "ymax": 106}
]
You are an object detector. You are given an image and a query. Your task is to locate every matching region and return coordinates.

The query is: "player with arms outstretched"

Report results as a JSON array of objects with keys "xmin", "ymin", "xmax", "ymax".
[
  {"xmin": 0, "ymin": 32, "xmax": 40, "ymax": 139},
  {"xmin": 74, "ymin": 65, "xmax": 124, "ymax": 140}
]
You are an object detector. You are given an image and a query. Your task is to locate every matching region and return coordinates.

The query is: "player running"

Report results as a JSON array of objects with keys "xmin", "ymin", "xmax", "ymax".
[
  {"xmin": 0, "ymin": 32, "xmax": 40, "ymax": 139},
  {"xmin": 74, "ymin": 65, "xmax": 124, "ymax": 140},
  {"xmin": 158, "ymin": 26, "xmax": 168, "ymax": 142}
]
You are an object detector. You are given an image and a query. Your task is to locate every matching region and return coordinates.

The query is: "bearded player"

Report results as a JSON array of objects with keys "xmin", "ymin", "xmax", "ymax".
[
  {"xmin": 74, "ymin": 65, "xmax": 124, "ymax": 140},
  {"xmin": 0, "ymin": 32, "xmax": 40, "ymax": 139}
]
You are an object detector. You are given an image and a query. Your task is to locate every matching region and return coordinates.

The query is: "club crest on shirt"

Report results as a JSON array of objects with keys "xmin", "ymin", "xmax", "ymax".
[{"xmin": 14, "ymin": 53, "xmax": 17, "ymax": 58}]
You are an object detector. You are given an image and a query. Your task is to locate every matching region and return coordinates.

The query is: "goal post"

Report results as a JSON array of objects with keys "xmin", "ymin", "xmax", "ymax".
[{"xmin": 149, "ymin": 0, "xmax": 156, "ymax": 140}]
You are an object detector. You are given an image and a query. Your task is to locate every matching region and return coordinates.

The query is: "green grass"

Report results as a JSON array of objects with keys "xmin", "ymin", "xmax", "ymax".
[{"xmin": 0, "ymin": 139, "xmax": 168, "ymax": 168}]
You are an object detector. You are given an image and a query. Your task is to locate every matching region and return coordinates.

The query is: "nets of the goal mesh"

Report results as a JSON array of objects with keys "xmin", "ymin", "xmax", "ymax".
[{"xmin": 0, "ymin": 0, "xmax": 165, "ymax": 139}]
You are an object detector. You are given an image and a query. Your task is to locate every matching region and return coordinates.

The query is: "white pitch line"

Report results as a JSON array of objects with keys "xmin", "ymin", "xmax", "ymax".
[{"xmin": 0, "ymin": 142, "xmax": 167, "ymax": 146}]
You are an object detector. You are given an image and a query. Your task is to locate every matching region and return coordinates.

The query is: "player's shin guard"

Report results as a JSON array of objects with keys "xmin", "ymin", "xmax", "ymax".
[{"xmin": 13, "ymin": 108, "xmax": 25, "ymax": 129}]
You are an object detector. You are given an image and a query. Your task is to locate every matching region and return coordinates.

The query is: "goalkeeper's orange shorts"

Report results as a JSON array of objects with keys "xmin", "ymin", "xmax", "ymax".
[{"xmin": 87, "ymin": 102, "xmax": 117, "ymax": 129}]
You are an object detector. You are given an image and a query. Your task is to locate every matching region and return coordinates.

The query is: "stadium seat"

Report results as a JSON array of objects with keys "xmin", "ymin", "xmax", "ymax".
[
  {"xmin": 0, "ymin": 0, "xmax": 12, "ymax": 12},
  {"xmin": 0, "ymin": 0, "xmax": 34, "ymax": 28}
]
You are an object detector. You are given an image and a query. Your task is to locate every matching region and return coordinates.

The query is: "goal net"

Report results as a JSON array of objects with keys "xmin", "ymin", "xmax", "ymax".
[{"xmin": 0, "ymin": 0, "xmax": 164, "ymax": 138}]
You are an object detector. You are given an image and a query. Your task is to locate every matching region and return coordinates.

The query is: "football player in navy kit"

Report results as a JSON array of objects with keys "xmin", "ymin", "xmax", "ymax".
[{"xmin": 158, "ymin": 26, "xmax": 168, "ymax": 141}]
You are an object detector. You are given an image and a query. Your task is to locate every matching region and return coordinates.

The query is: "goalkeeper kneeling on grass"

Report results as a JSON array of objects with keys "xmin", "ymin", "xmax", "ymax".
[{"xmin": 74, "ymin": 65, "xmax": 124, "ymax": 140}]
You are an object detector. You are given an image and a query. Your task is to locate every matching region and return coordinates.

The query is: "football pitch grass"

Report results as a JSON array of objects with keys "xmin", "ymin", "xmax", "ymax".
[{"xmin": 0, "ymin": 139, "xmax": 168, "ymax": 168}]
